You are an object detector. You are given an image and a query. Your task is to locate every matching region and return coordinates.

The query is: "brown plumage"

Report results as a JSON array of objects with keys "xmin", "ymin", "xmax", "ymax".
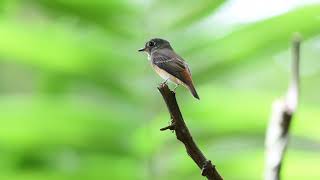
[{"xmin": 139, "ymin": 38, "xmax": 199, "ymax": 99}]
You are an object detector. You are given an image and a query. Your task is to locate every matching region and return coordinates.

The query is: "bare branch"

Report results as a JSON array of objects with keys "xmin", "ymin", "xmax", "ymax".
[
  {"xmin": 265, "ymin": 34, "xmax": 301, "ymax": 180},
  {"xmin": 157, "ymin": 83, "xmax": 223, "ymax": 180}
]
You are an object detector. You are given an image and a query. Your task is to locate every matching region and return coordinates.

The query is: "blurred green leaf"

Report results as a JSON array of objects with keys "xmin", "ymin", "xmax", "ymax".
[
  {"xmin": 0, "ymin": 20, "xmax": 142, "ymax": 101},
  {"xmin": 29, "ymin": 0, "xmax": 140, "ymax": 37},
  {"xmin": 186, "ymin": 5, "xmax": 320, "ymax": 82},
  {"xmin": 0, "ymin": 95, "xmax": 142, "ymax": 153},
  {"xmin": 168, "ymin": 0, "xmax": 225, "ymax": 30}
]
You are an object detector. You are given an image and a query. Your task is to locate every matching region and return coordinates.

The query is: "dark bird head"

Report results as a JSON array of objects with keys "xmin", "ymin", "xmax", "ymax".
[{"xmin": 138, "ymin": 38, "xmax": 173, "ymax": 54}]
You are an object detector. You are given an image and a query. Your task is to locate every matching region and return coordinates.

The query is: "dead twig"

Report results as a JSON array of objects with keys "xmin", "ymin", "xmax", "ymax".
[{"xmin": 265, "ymin": 34, "xmax": 301, "ymax": 180}]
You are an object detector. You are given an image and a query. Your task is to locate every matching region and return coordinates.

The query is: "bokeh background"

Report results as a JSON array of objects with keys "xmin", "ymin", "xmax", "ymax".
[{"xmin": 0, "ymin": 0, "xmax": 319, "ymax": 180}]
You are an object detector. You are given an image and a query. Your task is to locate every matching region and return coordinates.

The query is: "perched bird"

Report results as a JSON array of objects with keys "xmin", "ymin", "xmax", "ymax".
[{"xmin": 138, "ymin": 38, "xmax": 199, "ymax": 99}]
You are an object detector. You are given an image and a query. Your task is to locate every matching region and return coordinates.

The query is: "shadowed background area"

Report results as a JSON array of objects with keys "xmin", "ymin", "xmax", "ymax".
[{"xmin": 0, "ymin": 0, "xmax": 319, "ymax": 179}]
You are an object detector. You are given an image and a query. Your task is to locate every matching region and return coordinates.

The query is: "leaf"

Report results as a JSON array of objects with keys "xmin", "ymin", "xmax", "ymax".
[
  {"xmin": 29, "ymin": 0, "xmax": 140, "ymax": 37},
  {"xmin": 0, "ymin": 20, "xmax": 141, "ymax": 101},
  {"xmin": 184, "ymin": 5, "xmax": 320, "ymax": 83},
  {"xmin": 0, "ymin": 95, "xmax": 142, "ymax": 152},
  {"xmin": 169, "ymin": 0, "xmax": 225, "ymax": 30}
]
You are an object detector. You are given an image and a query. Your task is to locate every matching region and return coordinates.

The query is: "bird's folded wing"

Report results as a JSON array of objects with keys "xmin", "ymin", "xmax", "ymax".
[{"xmin": 153, "ymin": 55, "xmax": 192, "ymax": 85}]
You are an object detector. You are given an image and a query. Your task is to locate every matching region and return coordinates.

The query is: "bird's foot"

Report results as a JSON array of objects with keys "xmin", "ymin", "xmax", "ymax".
[
  {"xmin": 160, "ymin": 78, "xmax": 169, "ymax": 86},
  {"xmin": 173, "ymin": 84, "xmax": 179, "ymax": 93}
]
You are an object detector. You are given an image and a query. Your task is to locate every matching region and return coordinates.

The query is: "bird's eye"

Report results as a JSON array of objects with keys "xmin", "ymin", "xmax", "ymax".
[{"xmin": 148, "ymin": 41, "xmax": 155, "ymax": 47}]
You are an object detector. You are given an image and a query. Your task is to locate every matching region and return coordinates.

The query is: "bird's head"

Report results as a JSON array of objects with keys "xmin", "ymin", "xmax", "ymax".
[{"xmin": 138, "ymin": 38, "xmax": 172, "ymax": 55}]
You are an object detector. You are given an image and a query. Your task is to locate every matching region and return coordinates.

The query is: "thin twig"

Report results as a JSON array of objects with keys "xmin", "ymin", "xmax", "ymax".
[
  {"xmin": 264, "ymin": 34, "xmax": 301, "ymax": 180},
  {"xmin": 158, "ymin": 83, "xmax": 223, "ymax": 180}
]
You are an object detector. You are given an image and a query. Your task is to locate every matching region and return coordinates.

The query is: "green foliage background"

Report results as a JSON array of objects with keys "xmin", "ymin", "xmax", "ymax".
[{"xmin": 0, "ymin": 0, "xmax": 319, "ymax": 179}]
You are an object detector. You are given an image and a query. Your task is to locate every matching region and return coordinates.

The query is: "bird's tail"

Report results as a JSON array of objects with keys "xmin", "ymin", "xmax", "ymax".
[{"xmin": 188, "ymin": 83, "xmax": 200, "ymax": 100}]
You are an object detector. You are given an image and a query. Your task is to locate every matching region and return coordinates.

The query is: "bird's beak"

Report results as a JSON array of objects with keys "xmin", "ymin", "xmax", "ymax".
[{"xmin": 138, "ymin": 47, "xmax": 146, "ymax": 52}]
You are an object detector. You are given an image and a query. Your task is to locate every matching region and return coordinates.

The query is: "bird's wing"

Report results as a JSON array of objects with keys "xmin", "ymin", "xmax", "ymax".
[{"xmin": 153, "ymin": 55, "xmax": 192, "ymax": 85}]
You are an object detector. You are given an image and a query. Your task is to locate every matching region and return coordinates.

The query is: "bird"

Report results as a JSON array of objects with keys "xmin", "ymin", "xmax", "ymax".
[{"xmin": 138, "ymin": 38, "xmax": 199, "ymax": 100}]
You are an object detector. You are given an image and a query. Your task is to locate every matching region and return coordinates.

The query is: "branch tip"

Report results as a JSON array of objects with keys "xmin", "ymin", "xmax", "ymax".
[
  {"xmin": 264, "ymin": 33, "xmax": 301, "ymax": 180},
  {"xmin": 292, "ymin": 32, "xmax": 302, "ymax": 44}
]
